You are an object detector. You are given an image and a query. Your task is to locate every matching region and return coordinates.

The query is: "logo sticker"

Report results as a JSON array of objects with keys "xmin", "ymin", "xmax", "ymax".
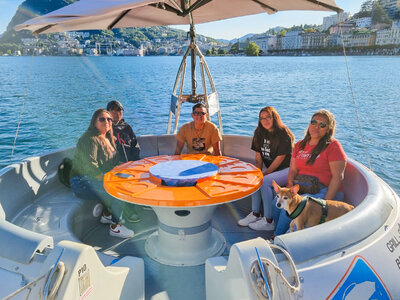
[{"xmin": 327, "ymin": 255, "xmax": 392, "ymax": 300}]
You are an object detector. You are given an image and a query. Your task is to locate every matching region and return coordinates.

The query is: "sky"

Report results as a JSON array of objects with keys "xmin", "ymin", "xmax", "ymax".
[{"xmin": 0, "ymin": 0, "xmax": 364, "ymax": 40}]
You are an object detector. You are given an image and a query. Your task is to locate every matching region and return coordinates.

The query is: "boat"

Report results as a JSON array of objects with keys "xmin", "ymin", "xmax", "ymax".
[{"xmin": 1, "ymin": 1, "xmax": 399, "ymax": 299}]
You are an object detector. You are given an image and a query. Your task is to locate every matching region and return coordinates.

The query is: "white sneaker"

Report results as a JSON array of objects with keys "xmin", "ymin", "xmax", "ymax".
[
  {"xmin": 100, "ymin": 213, "xmax": 113, "ymax": 224},
  {"xmin": 238, "ymin": 212, "xmax": 261, "ymax": 226},
  {"xmin": 249, "ymin": 218, "xmax": 275, "ymax": 231},
  {"xmin": 109, "ymin": 224, "xmax": 134, "ymax": 239}
]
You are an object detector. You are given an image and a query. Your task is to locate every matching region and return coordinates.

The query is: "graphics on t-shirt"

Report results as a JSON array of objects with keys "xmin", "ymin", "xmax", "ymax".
[
  {"xmin": 297, "ymin": 149, "xmax": 320, "ymax": 160},
  {"xmin": 192, "ymin": 138, "xmax": 205, "ymax": 151},
  {"xmin": 261, "ymin": 139, "xmax": 271, "ymax": 161}
]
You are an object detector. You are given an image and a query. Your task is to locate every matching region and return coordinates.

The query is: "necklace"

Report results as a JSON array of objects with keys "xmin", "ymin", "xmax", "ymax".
[{"xmin": 193, "ymin": 123, "xmax": 205, "ymax": 140}]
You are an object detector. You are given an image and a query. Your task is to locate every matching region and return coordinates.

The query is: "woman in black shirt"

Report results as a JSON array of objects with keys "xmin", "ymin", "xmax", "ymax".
[{"xmin": 238, "ymin": 106, "xmax": 294, "ymax": 231}]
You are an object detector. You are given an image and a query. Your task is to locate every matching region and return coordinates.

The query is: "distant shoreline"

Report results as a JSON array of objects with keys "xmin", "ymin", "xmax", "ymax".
[{"xmin": 2, "ymin": 46, "xmax": 400, "ymax": 57}]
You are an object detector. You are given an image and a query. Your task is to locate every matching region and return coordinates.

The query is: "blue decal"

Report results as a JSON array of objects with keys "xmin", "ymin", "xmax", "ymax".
[{"xmin": 331, "ymin": 257, "xmax": 391, "ymax": 300}]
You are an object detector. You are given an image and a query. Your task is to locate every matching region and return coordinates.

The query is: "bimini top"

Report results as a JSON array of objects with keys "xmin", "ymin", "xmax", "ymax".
[
  {"xmin": 104, "ymin": 154, "xmax": 263, "ymax": 207},
  {"xmin": 15, "ymin": 0, "xmax": 342, "ymax": 34}
]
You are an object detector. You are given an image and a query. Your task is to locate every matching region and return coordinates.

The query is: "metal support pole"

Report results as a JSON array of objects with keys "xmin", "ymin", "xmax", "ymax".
[{"xmin": 190, "ymin": 23, "xmax": 197, "ymax": 97}]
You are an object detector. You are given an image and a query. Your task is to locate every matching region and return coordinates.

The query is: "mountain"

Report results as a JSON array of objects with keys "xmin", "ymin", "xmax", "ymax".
[
  {"xmin": 0, "ymin": 0, "xmax": 77, "ymax": 43},
  {"xmin": 0, "ymin": 0, "xmax": 224, "ymax": 46},
  {"xmin": 217, "ymin": 38, "xmax": 231, "ymax": 44}
]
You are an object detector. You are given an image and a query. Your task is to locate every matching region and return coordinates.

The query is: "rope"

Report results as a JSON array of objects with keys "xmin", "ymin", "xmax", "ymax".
[
  {"xmin": 337, "ymin": 13, "xmax": 373, "ymax": 171},
  {"xmin": 269, "ymin": 244, "xmax": 301, "ymax": 294},
  {"xmin": 43, "ymin": 248, "xmax": 65, "ymax": 300},
  {"xmin": 3, "ymin": 274, "xmax": 47, "ymax": 300},
  {"xmin": 250, "ymin": 243, "xmax": 300, "ymax": 299},
  {"xmin": 9, "ymin": 36, "xmax": 38, "ymax": 163}
]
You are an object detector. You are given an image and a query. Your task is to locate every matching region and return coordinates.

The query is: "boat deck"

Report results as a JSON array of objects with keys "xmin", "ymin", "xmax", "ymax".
[{"xmin": 11, "ymin": 185, "xmax": 271, "ymax": 300}]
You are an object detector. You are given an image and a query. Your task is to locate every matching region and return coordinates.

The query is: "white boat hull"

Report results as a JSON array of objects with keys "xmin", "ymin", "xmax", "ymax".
[{"xmin": 0, "ymin": 134, "xmax": 399, "ymax": 299}]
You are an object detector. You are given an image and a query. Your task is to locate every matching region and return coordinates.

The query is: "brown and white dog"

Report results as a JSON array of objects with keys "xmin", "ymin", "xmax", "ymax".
[{"xmin": 272, "ymin": 180, "xmax": 354, "ymax": 232}]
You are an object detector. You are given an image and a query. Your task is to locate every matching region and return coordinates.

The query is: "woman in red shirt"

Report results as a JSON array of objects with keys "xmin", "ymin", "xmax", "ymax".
[{"xmin": 272, "ymin": 109, "xmax": 347, "ymax": 235}]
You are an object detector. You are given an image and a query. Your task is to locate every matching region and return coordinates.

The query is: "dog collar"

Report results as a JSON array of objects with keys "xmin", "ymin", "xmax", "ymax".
[{"xmin": 287, "ymin": 196, "xmax": 308, "ymax": 219}]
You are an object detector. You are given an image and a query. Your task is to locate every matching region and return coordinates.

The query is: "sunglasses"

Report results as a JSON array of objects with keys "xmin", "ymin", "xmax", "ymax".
[
  {"xmin": 310, "ymin": 119, "xmax": 327, "ymax": 128},
  {"xmin": 193, "ymin": 111, "xmax": 206, "ymax": 116},
  {"xmin": 98, "ymin": 117, "xmax": 113, "ymax": 122},
  {"xmin": 260, "ymin": 116, "xmax": 272, "ymax": 121}
]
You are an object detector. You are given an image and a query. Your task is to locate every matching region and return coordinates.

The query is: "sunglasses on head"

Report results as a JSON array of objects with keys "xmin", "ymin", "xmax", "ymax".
[
  {"xmin": 310, "ymin": 119, "xmax": 327, "ymax": 128},
  {"xmin": 98, "ymin": 117, "xmax": 113, "ymax": 122},
  {"xmin": 193, "ymin": 111, "xmax": 206, "ymax": 116}
]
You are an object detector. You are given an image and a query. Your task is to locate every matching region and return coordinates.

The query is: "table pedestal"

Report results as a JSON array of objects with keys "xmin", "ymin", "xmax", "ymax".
[{"xmin": 144, "ymin": 206, "xmax": 226, "ymax": 266}]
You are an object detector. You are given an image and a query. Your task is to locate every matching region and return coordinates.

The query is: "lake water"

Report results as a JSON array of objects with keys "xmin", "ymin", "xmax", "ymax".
[{"xmin": 0, "ymin": 55, "xmax": 399, "ymax": 194}]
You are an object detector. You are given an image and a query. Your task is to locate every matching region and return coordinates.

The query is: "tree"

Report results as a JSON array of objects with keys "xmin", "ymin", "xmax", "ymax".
[
  {"xmin": 205, "ymin": 49, "xmax": 212, "ymax": 56},
  {"xmin": 245, "ymin": 42, "xmax": 259, "ymax": 56},
  {"xmin": 372, "ymin": 2, "xmax": 392, "ymax": 25},
  {"xmin": 353, "ymin": 0, "xmax": 373, "ymax": 19},
  {"xmin": 278, "ymin": 29, "xmax": 287, "ymax": 36},
  {"xmin": 230, "ymin": 41, "xmax": 240, "ymax": 54},
  {"xmin": 304, "ymin": 28, "xmax": 316, "ymax": 33},
  {"xmin": 217, "ymin": 48, "xmax": 226, "ymax": 55}
]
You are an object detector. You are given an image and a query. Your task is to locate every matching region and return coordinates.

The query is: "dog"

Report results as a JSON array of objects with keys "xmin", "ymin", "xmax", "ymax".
[{"xmin": 272, "ymin": 180, "xmax": 354, "ymax": 232}]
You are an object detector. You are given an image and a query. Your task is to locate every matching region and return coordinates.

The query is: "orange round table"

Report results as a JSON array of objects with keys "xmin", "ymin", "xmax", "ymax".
[{"xmin": 104, "ymin": 154, "xmax": 263, "ymax": 266}]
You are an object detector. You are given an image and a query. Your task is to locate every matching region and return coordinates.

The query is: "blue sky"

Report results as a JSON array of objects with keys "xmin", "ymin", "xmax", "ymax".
[{"xmin": 1, "ymin": 0, "xmax": 364, "ymax": 39}]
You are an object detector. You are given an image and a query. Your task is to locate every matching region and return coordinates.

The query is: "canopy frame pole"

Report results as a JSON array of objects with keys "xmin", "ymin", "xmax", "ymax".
[
  {"xmin": 173, "ymin": 62, "xmax": 187, "ymax": 134},
  {"xmin": 168, "ymin": 11, "xmax": 223, "ymax": 134}
]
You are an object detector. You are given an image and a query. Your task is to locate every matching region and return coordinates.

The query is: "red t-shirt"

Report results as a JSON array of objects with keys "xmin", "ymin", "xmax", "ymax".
[{"xmin": 292, "ymin": 138, "xmax": 346, "ymax": 187}]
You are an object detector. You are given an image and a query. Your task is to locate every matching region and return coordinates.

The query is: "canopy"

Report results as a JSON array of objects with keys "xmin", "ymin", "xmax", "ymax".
[{"xmin": 15, "ymin": 0, "xmax": 343, "ymax": 34}]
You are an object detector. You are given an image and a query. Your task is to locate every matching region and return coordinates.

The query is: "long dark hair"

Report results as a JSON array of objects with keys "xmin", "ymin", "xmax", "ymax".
[
  {"xmin": 87, "ymin": 108, "xmax": 116, "ymax": 155},
  {"xmin": 254, "ymin": 106, "xmax": 295, "ymax": 144},
  {"xmin": 299, "ymin": 109, "xmax": 336, "ymax": 165}
]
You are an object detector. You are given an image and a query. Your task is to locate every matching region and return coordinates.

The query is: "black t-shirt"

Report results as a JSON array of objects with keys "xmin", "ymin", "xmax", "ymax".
[
  {"xmin": 112, "ymin": 119, "xmax": 140, "ymax": 162},
  {"xmin": 251, "ymin": 128, "xmax": 292, "ymax": 171}
]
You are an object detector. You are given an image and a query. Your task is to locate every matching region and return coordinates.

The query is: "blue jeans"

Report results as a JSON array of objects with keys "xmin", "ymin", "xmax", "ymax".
[
  {"xmin": 272, "ymin": 187, "xmax": 344, "ymax": 236},
  {"xmin": 251, "ymin": 168, "xmax": 289, "ymax": 219},
  {"xmin": 70, "ymin": 176, "xmax": 126, "ymax": 222}
]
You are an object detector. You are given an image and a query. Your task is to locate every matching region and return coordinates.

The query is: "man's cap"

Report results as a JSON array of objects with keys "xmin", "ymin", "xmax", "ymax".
[{"xmin": 107, "ymin": 100, "xmax": 124, "ymax": 111}]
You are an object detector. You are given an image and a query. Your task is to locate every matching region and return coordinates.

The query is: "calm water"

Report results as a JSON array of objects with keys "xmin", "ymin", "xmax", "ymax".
[{"xmin": 0, "ymin": 55, "xmax": 399, "ymax": 194}]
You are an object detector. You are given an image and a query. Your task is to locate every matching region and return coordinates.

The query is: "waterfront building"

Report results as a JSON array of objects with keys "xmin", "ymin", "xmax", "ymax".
[
  {"xmin": 329, "ymin": 21, "xmax": 356, "ymax": 34},
  {"xmin": 281, "ymin": 30, "xmax": 302, "ymax": 50},
  {"xmin": 322, "ymin": 12, "xmax": 350, "ymax": 31},
  {"xmin": 376, "ymin": 28, "xmax": 392, "ymax": 45},
  {"xmin": 378, "ymin": 0, "xmax": 400, "ymax": 20},
  {"xmin": 249, "ymin": 34, "xmax": 275, "ymax": 52},
  {"xmin": 21, "ymin": 38, "xmax": 38, "ymax": 46},
  {"xmin": 276, "ymin": 35, "xmax": 282, "ymax": 50},
  {"xmin": 326, "ymin": 33, "xmax": 341, "ymax": 47},
  {"xmin": 65, "ymin": 31, "xmax": 90, "ymax": 39},
  {"xmin": 339, "ymin": 33, "xmax": 353, "ymax": 47},
  {"xmin": 351, "ymin": 31, "xmax": 376, "ymax": 47},
  {"xmin": 267, "ymin": 35, "xmax": 278, "ymax": 50},
  {"xmin": 356, "ymin": 17, "xmax": 372, "ymax": 28},
  {"xmin": 376, "ymin": 21, "xmax": 400, "ymax": 45},
  {"xmin": 301, "ymin": 32, "xmax": 326, "ymax": 49},
  {"xmin": 393, "ymin": 21, "xmax": 400, "ymax": 44}
]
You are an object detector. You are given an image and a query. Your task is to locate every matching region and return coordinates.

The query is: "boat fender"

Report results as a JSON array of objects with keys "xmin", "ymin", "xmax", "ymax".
[{"xmin": 58, "ymin": 157, "xmax": 72, "ymax": 188}]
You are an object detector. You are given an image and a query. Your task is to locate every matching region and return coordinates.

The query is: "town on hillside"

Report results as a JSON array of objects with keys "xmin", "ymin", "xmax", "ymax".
[{"xmin": 1, "ymin": 0, "xmax": 399, "ymax": 56}]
